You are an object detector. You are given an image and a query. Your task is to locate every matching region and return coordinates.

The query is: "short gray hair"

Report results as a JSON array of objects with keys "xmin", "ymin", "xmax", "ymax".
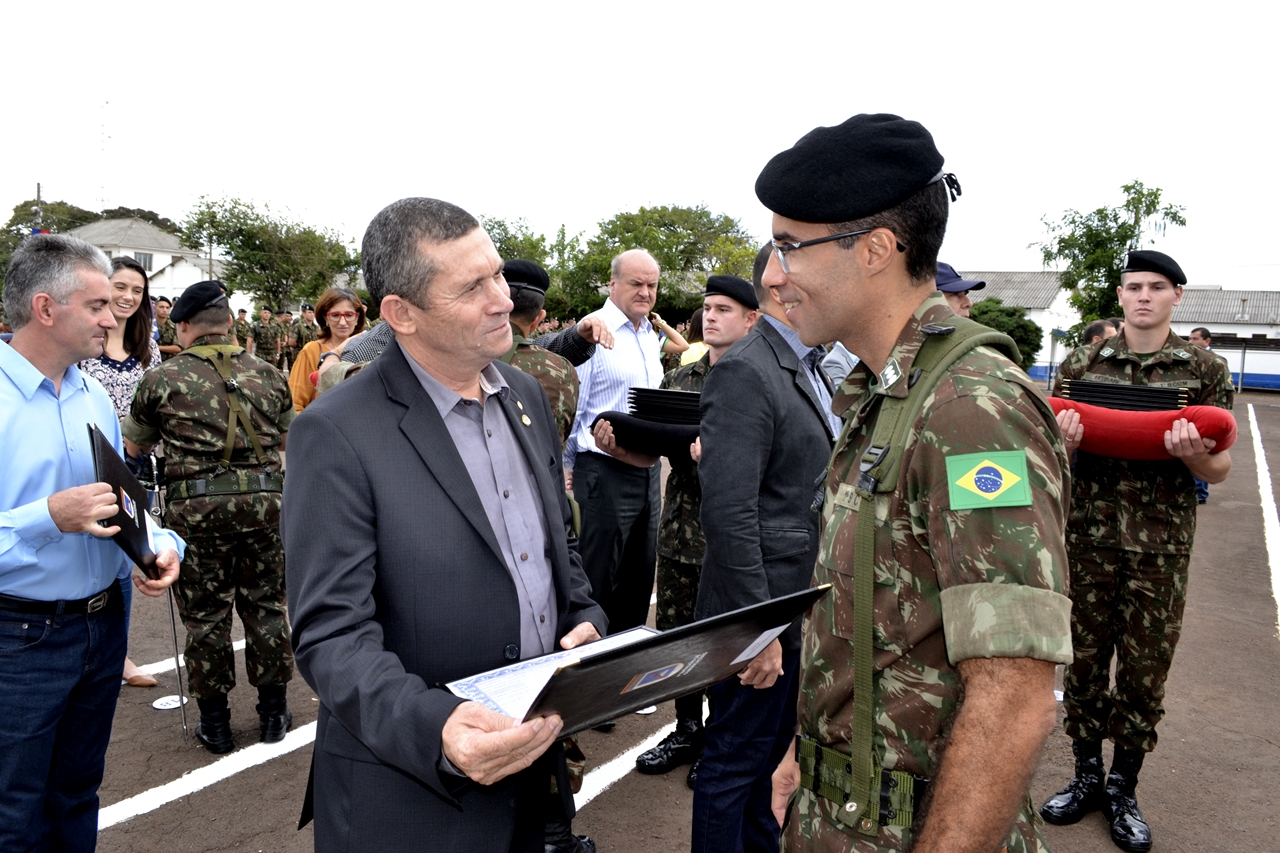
[
  {"xmin": 361, "ymin": 198, "xmax": 479, "ymax": 309},
  {"xmin": 3, "ymin": 234, "xmax": 111, "ymax": 330}
]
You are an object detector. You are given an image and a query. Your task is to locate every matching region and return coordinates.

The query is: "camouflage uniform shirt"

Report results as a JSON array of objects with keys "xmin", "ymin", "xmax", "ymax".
[
  {"xmin": 1052, "ymin": 331, "xmax": 1234, "ymax": 554},
  {"xmin": 249, "ymin": 319, "xmax": 282, "ymax": 363},
  {"xmin": 657, "ymin": 353, "xmax": 709, "ymax": 563},
  {"xmin": 233, "ymin": 318, "xmax": 252, "ymax": 346},
  {"xmin": 156, "ymin": 318, "xmax": 178, "ymax": 361},
  {"xmin": 507, "ymin": 325, "xmax": 579, "ymax": 447},
  {"xmin": 790, "ymin": 293, "xmax": 1073, "ymax": 853},
  {"xmin": 123, "ymin": 334, "xmax": 295, "ymax": 532},
  {"xmin": 292, "ymin": 318, "xmax": 319, "ymax": 357}
]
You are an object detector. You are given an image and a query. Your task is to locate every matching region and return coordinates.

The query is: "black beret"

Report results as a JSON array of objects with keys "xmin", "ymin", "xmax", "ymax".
[
  {"xmin": 1122, "ymin": 250, "xmax": 1186, "ymax": 286},
  {"xmin": 259, "ymin": 304, "xmax": 273, "ymax": 312},
  {"xmin": 154, "ymin": 295, "xmax": 172, "ymax": 305},
  {"xmin": 704, "ymin": 274, "xmax": 759, "ymax": 310},
  {"xmin": 591, "ymin": 412, "xmax": 700, "ymax": 461},
  {"xmin": 504, "ymin": 259, "xmax": 550, "ymax": 294},
  {"xmin": 300, "ymin": 303, "xmax": 314, "ymax": 311},
  {"xmin": 756, "ymin": 113, "xmax": 947, "ymax": 223},
  {"xmin": 172, "ymin": 281, "xmax": 230, "ymax": 323},
  {"xmin": 237, "ymin": 308, "xmax": 247, "ymax": 314}
]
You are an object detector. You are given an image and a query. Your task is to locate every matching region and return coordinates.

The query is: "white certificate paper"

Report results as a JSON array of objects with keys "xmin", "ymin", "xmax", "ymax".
[{"xmin": 446, "ymin": 626, "xmax": 656, "ymax": 719}]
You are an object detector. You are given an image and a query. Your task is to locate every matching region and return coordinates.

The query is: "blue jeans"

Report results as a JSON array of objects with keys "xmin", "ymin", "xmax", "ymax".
[
  {"xmin": 0, "ymin": 588, "xmax": 127, "ymax": 852},
  {"xmin": 1194, "ymin": 477, "xmax": 1209, "ymax": 503},
  {"xmin": 692, "ymin": 649, "xmax": 800, "ymax": 853}
]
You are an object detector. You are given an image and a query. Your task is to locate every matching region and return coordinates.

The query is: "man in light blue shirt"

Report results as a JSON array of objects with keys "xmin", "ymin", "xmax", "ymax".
[
  {"xmin": 0, "ymin": 234, "xmax": 183, "ymax": 852},
  {"xmin": 565, "ymin": 249, "xmax": 665, "ymax": 636}
]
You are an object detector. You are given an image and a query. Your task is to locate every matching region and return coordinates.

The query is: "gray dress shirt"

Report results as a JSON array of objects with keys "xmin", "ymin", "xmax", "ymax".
[{"xmin": 400, "ymin": 344, "xmax": 557, "ymax": 658}]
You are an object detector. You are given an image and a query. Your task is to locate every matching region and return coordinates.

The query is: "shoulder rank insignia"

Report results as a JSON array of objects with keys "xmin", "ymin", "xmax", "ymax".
[
  {"xmin": 945, "ymin": 451, "xmax": 1033, "ymax": 510},
  {"xmin": 1099, "ymin": 347, "xmax": 1115, "ymax": 358},
  {"xmin": 880, "ymin": 357, "xmax": 903, "ymax": 389},
  {"xmin": 1173, "ymin": 349, "xmax": 1192, "ymax": 359}
]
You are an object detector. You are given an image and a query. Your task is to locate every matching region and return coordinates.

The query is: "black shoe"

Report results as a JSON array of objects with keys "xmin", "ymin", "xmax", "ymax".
[
  {"xmin": 260, "ymin": 707, "xmax": 293, "ymax": 743},
  {"xmin": 545, "ymin": 834, "xmax": 596, "ymax": 853},
  {"xmin": 1040, "ymin": 739, "xmax": 1105, "ymax": 825},
  {"xmin": 686, "ymin": 758, "xmax": 700, "ymax": 790},
  {"xmin": 636, "ymin": 721, "xmax": 703, "ymax": 775},
  {"xmin": 195, "ymin": 709, "xmax": 234, "ymax": 755},
  {"xmin": 1104, "ymin": 747, "xmax": 1152, "ymax": 852}
]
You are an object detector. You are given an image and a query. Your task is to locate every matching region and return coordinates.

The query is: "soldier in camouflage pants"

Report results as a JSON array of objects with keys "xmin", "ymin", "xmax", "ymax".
[
  {"xmin": 1044, "ymin": 251, "xmax": 1234, "ymax": 852},
  {"xmin": 123, "ymin": 282, "xmax": 296, "ymax": 755}
]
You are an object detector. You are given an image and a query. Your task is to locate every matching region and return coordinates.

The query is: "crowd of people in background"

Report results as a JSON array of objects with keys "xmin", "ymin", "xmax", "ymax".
[{"xmin": 0, "ymin": 111, "xmax": 1237, "ymax": 853}]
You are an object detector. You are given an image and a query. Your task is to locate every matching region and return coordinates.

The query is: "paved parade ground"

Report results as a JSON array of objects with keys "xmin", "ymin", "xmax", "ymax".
[{"xmin": 98, "ymin": 394, "xmax": 1280, "ymax": 853}]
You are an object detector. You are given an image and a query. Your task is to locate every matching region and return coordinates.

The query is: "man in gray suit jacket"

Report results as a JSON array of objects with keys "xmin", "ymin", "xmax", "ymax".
[
  {"xmin": 283, "ymin": 198, "xmax": 606, "ymax": 853},
  {"xmin": 691, "ymin": 244, "xmax": 838, "ymax": 853}
]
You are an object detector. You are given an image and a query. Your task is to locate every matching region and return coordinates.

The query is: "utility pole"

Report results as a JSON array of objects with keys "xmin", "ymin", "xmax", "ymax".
[{"xmin": 31, "ymin": 183, "xmax": 43, "ymax": 234}]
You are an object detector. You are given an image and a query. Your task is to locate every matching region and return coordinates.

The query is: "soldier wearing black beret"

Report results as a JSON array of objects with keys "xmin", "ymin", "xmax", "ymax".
[
  {"xmin": 1043, "ymin": 247, "xmax": 1232, "ymax": 852},
  {"xmin": 761, "ymin": 114, "xmax": 1073, "ymax": 853}
]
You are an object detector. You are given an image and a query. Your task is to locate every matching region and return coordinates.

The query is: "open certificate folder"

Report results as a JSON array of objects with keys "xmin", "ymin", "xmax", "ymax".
[{"xmin": 446, "ymin": 585, "xmax": 830, "ymax": 735}]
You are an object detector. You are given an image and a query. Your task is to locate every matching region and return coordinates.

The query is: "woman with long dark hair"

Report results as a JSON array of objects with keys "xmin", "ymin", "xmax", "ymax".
[
  {"xmin": 80, "ymin": 255, "xmax": 162, "ymax": 687},
  {"xmin": 288, "ymin": 286, "xmax": 367, "ymax": 412},
  {"xmin": 81, "ymin": 255, "xmax": 161, "ymax": 419}
]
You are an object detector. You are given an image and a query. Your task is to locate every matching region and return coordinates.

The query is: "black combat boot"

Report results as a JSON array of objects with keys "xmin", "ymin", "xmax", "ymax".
[
  {"xmin": 1104, "ymin": 746, "xmax": 1152, "ymax": 852},
  {"xmin": 256, "ymin": 684, "xmax": 292, "ymax": 744},
  {"xmin": 195, "ymin": 695, "xmax": 234, "ymax": 755},
  {"xmin": 544, "ymin": 792, "xmax": 596, "ymax": 853},
  {"xmin": 635, "ymin": 713, "xmax": 703, "ymax": 775},
  {"xmin": 1039, "ymin": 738, "xmax": 1105, "ymax": 825}
]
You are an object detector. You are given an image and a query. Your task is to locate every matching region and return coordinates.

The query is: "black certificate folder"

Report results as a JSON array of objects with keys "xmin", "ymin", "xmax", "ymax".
[
  {"xmin": 526, "ymin": 585, "xmax": 830, "ymax": 734},
  {"xmin": 88, "ymin": 423, "xmax": 159, "ymax": 579}
]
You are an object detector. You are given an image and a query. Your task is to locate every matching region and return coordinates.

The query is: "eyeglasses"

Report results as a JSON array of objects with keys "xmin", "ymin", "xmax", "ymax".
[
  {"xmin": 326, "ymin": 311, "xmax": 358, "ymax": 321},
  {"xmin": 770, "ymin": 229, "xmax": 906, "ymax": 273}
]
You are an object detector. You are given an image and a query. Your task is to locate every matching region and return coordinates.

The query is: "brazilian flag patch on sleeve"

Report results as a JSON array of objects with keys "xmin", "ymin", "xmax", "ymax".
[{"xmin": 945, "ymin": 450, "xmax": 1033, "ymax": 510}]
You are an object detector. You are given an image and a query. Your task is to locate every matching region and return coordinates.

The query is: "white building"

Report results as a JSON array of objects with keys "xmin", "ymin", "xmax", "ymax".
[
  {"xmin": 965, "ymin": 270, "xmax": 1079, "ymax": 384},
  {"xmin": 66, "ymin": 217, "xmax": 253, "ymax": 316}
]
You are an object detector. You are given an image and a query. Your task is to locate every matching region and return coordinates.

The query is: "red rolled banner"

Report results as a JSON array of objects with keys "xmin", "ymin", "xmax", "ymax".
[{"xmin": 1049, "ymin": 398, "xmax": 1237, "ymax": 461}]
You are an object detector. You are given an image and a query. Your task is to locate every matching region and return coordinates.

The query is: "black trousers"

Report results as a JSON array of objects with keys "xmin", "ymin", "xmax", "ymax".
[{"xmin": 572, "ymin": 452, "xmax": 660, "ymax": 632}]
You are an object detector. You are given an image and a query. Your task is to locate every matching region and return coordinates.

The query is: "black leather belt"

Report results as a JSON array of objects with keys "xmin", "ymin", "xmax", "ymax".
[{"xmin": 0, "ymin": 584, "xmax": 115, "ymax": 616}]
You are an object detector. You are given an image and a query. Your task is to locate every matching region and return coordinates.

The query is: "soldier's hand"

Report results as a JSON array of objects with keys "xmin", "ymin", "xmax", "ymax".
[
  {"xmin": 575, "ymin": 314, "xmax": 615, "ymax": 350},
  {"xmin": 1165, "ymin": 417, "xmax": 1216, "ymax": 458},
  {"xmin": 771, "ymin": 747, "xmax": 801, "ymax": 827},
  {"xmin": 559, "ymin": 621, "xmax": 602, "ymax": 650},
  {"xmin": 592, "ymin": 419, "xmax": 659, "ymax": 468},
  {"xmin": 441, "ymin": 701, "xmax": 563, "ymax": 785},
  {"xmin": 739, "ymin": 638, "xmax": 784, "ymax": 689},
  {"xmin": 1055, "ymin": 408, "xmax": 1083, "ymax": 455},
  {"xmin": 48, "ymin": 483, "xmax": 120, "ymax": 537},
  {"xmin": 690, "ymin": 436, "xmax": 702, "ymax": 463},
  {"xmin": 564, "ymin": 469, "xmax": 574, "ymax": 492},
  {"xmin": 134, "ymin": 549, "xmax": 180, "ymax": 597}
]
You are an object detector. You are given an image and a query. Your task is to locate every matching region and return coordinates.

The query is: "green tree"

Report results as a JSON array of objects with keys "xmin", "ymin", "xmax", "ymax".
[
  {"xmin": 561, "ymin": 205, "xmax": 758, "ymax": 315},
  {"xmin": 98, "ymin": 206, "xmax": 181, "ymax": 234},
  {"xmin": 1035, "ymin": 180, "xmax": 1186, "ymax": 344},
  {"xmin": 181, "ymin": 197, "xmax": 359, "ymax": 310},
  {"xmin": 0, "ymin": 198, "xmax": 103, "ymax": 290},
  {"xmin": 970, "ymin": 297, "xmax": 1044, "ymax": 371},
  {"xmin": 480, "ymin": 216, "xmax": 550, "ymax": 266}
]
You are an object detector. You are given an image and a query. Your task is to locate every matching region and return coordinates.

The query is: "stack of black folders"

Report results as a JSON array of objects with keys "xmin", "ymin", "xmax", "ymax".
[
  {"xmin": 88, "ymin": 423, "xmax": 160, "ymax": 580},
  {"xmin": 447, "ymin": 585, "xmax": 830, "ymax": 736},
  {"xmin": 590, "ymin": 388, "xmax": 702, "ymax": 459},
  {"xmin": 1057, "ymin": 380, "xmax": 1189, "ymax": 412}
]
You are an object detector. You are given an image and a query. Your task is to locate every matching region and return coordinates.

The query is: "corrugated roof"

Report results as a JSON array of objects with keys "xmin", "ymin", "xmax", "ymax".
[
  {"xmin": 67, "ymin": 217, "xmax": 189, "ymax": 253},
  {"xmin": 1171, "ymin": 289, "xmax": 1280, "ymax": 326},
  {"xmin": 962, "ymin": 270, "xmax": 1062, "ymax": 310}
]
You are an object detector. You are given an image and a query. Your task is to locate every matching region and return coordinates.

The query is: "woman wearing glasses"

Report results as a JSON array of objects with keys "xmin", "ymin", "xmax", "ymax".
[{"xmin": 289, "ymin": 287, "xmax": 367, "ymax": 412}]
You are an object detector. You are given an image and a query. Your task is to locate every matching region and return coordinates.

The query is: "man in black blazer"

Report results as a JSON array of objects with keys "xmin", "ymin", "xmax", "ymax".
[
  {"xmin": 691, "ymin": 244, "xmax": 838, "ymax": 853},
  {"xmin": 283, "ymin": 198, "xmax": 606, "ymax": 853}
]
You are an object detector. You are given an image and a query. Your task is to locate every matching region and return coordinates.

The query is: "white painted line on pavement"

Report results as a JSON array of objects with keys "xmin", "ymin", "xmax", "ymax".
[
  {"xmin": 139, "ymin": 639, "xmax": 246, "ymax": 676},
  {"xmin": 99, "ymin": 721, "xmax": 317, "ymax": 830},
  {"xmin": 1247, "ymin": 404, "xmax": 1280, "ymax": 634},
  {"xmin": 576, "ymin": 723, "xmax": 676, "ymax": 810}
]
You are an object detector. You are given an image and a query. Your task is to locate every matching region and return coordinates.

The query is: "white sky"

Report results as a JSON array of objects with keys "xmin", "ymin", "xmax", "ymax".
[{"xmin": 5, "ymin": 1, "xmax": 1278, "ymax": 288}]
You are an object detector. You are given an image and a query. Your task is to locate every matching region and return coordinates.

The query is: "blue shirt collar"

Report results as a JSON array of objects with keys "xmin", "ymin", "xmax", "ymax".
[
  {"xmin": 0, "ymin": 339, "xmax": 88, "ymax": 401},
  {"xmin": 762, "ymin": 314, "xmax": 814, "ymax": 361}
]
